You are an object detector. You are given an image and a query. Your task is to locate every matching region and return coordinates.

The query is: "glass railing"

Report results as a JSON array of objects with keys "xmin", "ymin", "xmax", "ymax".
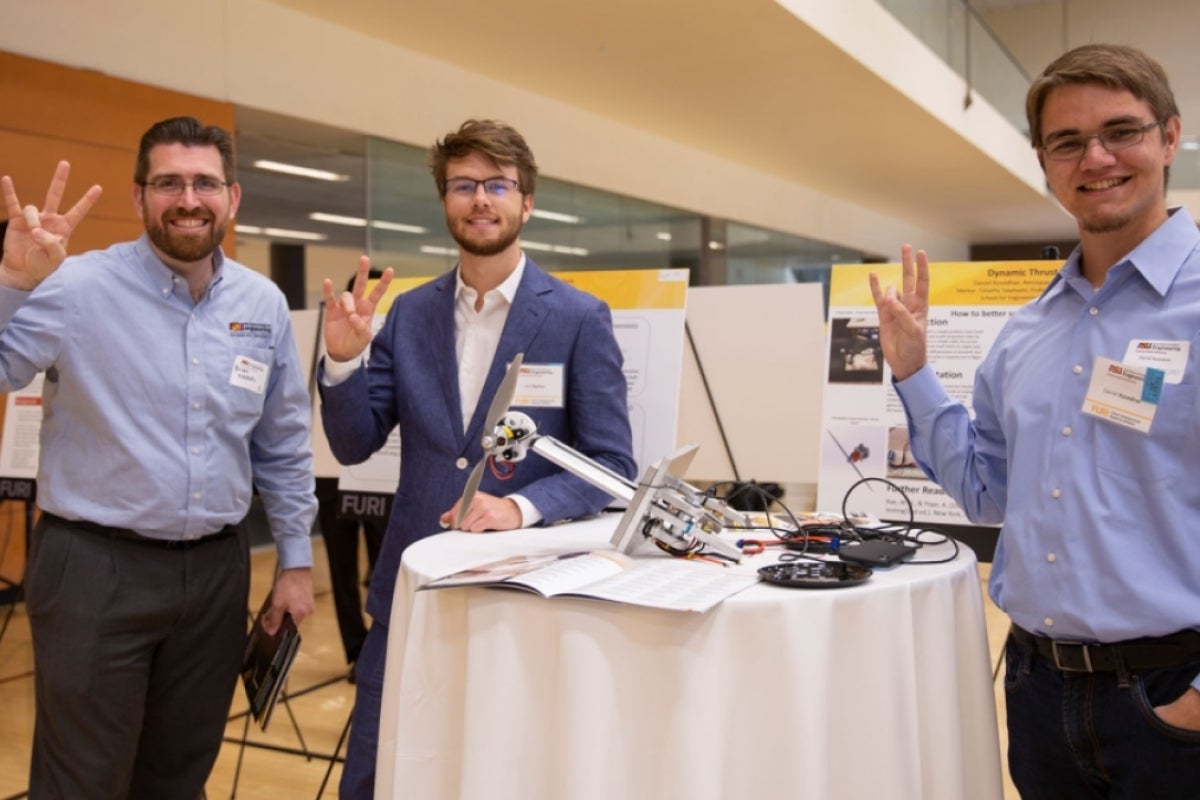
[
  {"xmin": 876, "ymin": 0, "xmax": 1200, "ymax": 190},
  {"xmin": 874, "ymin": 0, "xmax": 1031, "ymax": 137}
]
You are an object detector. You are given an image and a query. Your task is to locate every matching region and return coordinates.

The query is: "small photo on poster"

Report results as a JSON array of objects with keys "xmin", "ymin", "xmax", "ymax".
[
  {"xmin": 886, "ymin": 426, "xmax": 926, "ymax": 481},
  {"xmin": 828, "ymin": 317, "xmax": 883, "ymax": 385}
]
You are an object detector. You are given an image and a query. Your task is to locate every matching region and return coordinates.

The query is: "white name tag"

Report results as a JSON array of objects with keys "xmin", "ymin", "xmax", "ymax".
[
  {"xmin": 1121, "ymin": 339, "xmax": 1189, "ymax": 384},
  {"xmin": 230, "ymin": 355, "xmax": 269, "ymax": 394},
  {"xmin": 1081, "ymin": 356, "xmax": 1163, "ymax": 434},
  {"xmin": 513, "ymin": 363, "xmax": 564, "ymax": 408}
]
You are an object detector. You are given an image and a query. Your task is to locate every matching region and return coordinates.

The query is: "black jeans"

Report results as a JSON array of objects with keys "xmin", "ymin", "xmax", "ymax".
[{"xmin": 1004, "ymin": 633, "xmax": 1200, "ymax": 799}]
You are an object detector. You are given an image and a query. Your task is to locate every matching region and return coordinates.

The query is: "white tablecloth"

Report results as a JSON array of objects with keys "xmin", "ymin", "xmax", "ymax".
[{"xmin": 378, "ymin": 515, "xmax": 1002, "ymax": 800}]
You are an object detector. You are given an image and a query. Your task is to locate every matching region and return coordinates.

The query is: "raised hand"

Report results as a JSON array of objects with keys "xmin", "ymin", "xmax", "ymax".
[
  {"xmin": 1, "ymin": 161, "xmax": 103, "ymax": 290},
  {"xmin": 322, "ymin": 255, "xmax": 394, "ymax": 362},
  {"xmin": 869, "ymin": 244, "xmax": 930, "ymax": 382}
]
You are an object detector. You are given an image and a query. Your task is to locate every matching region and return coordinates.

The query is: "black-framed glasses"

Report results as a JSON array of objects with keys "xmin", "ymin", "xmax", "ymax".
[
  {"xmin": 1040, "ymin": 120, "xmax": 1162, "ymax": 161},
  {"xmin": 141, "ymin": 176, "xmax": 228, "ymax": 196},
  {"xmin": 444, "ymin": 177, "xmax": 520, "ymax": 198}
]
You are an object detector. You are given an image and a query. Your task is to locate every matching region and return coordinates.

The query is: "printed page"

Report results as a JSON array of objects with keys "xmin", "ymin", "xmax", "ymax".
[
  {"xmin": 421, "ymin": 551, "xmax": 624, "ymax": 595},
  {"xmin": 567, "ymin": 560, "xmax": 760, "ymax": 613}
]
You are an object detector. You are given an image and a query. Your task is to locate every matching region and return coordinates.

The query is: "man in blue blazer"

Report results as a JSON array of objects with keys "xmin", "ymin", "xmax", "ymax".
[{"xmin": 319, "ymin": 119, "xmax": 637, "ymax": 799}]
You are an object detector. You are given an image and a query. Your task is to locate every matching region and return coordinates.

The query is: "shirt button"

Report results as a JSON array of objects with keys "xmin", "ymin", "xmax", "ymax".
[
  {"xmin": 192, "ymin": 358, "xmax": 200, "ymax": 365},
  {"xmin": 1072, "ymin": 365, "xmax": 1083, "ymax": 375},
  {"xmin": 193, "ymin": 402, "xmax": 201, "ymax": 410},
  {"xmin": 1089, "ymin": 307, "xmax": 1099, "ymax": 316},
  {"xmin": 1044, "ymin": 617, "xmax": 1055, "ymax": 627},
  {"xmin": 1051, "ymin": 488, "xmax": 1062, "ymax": 498},
  {"xmin": 1061, "ymin": 426, "xmax": 1072, "ymax": 436},
  {"xmin": 193, "ymin": 492, "xmax": 202, "ymax": 500},
  {"xmin": 191, "ymin": 447, "xmax": 200, "ymax": 455},
  {"xmin": 456, "ymin": 458, "xmax": 469, "ymax": 469},
  {"xmin": 1047, "ymin": 553, "xmax": 1057, "ymax": 563}
]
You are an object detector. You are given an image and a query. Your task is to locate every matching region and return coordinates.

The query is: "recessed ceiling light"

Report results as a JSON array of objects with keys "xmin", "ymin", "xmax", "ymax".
[
  {"xmin": 253, "ymin": 160, "xmax": 350, "ymax": 182},
  {"xmin": 309, "ymin": 212, "xmax": 427, "ymax": 234},
  {"xmin": 530, "ymin": 209, "xmax": 581, "ymax": 224},
  {"xmin": 420, "ymin": 245, "xmax": 458, "ymax": 256},
  {"xmin": 236, "ymin": 223, "xmax": 327, "ymax": 241},
  {"xmin": 656, "ymin": 232, "xmax": 672, "ymax": 241},
  {"xmin": 523, "ymin": 240, "xmax": 589, "ymax": 256}
]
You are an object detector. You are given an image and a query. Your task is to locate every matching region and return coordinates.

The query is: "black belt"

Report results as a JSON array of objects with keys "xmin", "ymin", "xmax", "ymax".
[
  {"xmin": 1010, "ymin": 624, "xmax": 1200, "ymax": 673},
  {"xmin": 43, "ymin": 512, "xmax": 239, "ymax": 550}
]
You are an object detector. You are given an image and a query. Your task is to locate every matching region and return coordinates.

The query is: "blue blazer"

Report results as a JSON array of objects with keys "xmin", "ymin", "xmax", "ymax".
[{"xmin": 320, "ymin": 260, "xmax": 637, "ymax": 624}]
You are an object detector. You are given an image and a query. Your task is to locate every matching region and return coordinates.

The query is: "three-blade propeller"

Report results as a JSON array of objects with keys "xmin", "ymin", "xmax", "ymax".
[{"xmin": 455, "ymin": 353, "xmax": 524, "ymax": 529}]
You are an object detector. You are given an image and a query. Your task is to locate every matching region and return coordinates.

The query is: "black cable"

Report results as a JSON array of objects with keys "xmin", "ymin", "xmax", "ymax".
[{"xmin": 838, "ymin": 476, "xmax": 961, "ymax": 564}]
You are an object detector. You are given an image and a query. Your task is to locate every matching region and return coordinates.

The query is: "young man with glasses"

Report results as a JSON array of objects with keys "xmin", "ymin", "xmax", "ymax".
[
  {"xmin": 318, "ymin": 118, "xmax": 637, "ymax": 798},
  {"xmin": 871, "ymin": 44, "xmax": 1200, "ymax": 796},
  {"xmin": 1, "ymin": 116, "xmax": 317, "ymax": 798}
]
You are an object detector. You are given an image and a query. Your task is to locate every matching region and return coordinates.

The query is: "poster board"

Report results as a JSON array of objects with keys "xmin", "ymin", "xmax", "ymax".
[
  {"xmin": 676, "ymin": 283, "xmax": 826, "ymax": 486},
  {"xmin": 816, "ymin": 260, "xmax": 1054, "ymax": 523}
]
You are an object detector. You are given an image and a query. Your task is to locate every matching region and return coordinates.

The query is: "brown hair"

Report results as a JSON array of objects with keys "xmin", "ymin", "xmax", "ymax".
[
  {"xmin": 428, "ymin": 119, "xmax": 538, "ymax": 196},
  {"xmin": 1025, "ymin": 44, "xmax": 1179, "ymax": 148},
  {"xmin": 134, "ymin": 116, "xmax": 236, "ymax": 184}
]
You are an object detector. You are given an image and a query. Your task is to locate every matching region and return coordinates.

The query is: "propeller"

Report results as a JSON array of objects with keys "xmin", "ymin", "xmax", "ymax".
[{"xmin": 455, "ymin": 352, "xmax": 525, "ymax": 529}]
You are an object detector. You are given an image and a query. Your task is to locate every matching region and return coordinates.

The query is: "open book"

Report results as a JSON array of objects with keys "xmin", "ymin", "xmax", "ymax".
[
  {"xmin": 420, "ymin": 549, "xmax": 759, "ymax": 613},
  {"xmin": 241, "ymin": 592, "xmax": 301, "ymax": 731}
]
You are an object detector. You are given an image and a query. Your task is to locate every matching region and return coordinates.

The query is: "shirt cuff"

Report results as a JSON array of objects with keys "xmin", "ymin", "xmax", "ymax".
[
  {"xmin": 893, "ymin": 364, "xmax": 951, "ymax": 416},
  {"xmin": 509, "ymin": 493, "xmax": 542, "ymax": 528},
  {"xmin": 321, "ymin": 354, "xmax": 363, "ymax": 386}
]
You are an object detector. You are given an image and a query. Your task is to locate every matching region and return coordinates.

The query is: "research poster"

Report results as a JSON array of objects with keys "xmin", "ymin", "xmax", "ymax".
[
  {"xmin": 336, "ymin": 268, "xmax": 690, "ymax": 499},
  {"xmin": 0, "ymin": 374, "xmax": 45, "ymax": 489},
  {"xmin": 816, "ymin": 260, "xmax": 1054, "ymax": 525}
]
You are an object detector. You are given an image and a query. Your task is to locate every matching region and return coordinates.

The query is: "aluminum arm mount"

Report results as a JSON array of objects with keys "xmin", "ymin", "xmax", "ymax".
[{"xmin": 492, "ymin": 412, "xmax": 744, "ymax": 562}]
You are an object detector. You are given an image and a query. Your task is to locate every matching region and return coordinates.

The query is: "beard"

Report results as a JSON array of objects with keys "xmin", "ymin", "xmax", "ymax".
[
  {"xmin": 447, "ymin": 212, "xmax": 524, "ymax": 257},
  {"xmin": 143, "ymin": 207, "xmax": 227, "ymax": 263},
  {"xmin": 1079, "ymin": 210, "xmax": 1134, "ymax": 235}
]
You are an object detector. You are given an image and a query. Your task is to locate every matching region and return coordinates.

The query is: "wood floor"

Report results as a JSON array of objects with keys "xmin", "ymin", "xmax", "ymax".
[{"xmin": 0, "ymin": 539, "xmax": 1018, "ymax": 800}]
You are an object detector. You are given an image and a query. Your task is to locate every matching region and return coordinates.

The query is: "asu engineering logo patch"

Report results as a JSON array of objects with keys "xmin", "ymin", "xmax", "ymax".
[{"xmin": 229, "ymin": 322, "xmax": 272, "ymax": 338}]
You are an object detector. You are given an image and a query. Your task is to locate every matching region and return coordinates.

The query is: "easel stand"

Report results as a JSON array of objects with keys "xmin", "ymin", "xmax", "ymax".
[{"xmin": 222, "ymin": 668, "xmax": 353, "ymax": 799}]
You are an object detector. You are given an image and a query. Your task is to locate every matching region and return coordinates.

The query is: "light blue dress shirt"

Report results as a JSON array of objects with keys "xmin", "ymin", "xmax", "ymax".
[
  {"xmin": 897, "ymin": 209, "xmax": 1200, "ymax": 683},
  {"xmin": 0, "ymin": 235, "xmax": 315, "ymax": 568}
]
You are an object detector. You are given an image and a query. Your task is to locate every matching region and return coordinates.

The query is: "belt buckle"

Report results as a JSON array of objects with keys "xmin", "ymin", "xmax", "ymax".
[{"xmin": 1051, "ymin": 640, "xmax": 1094, "ymax": 672}]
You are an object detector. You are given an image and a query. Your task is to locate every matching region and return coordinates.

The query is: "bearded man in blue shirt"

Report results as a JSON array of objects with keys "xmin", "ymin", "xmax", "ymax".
[
  {"xmin": 1, "ymin": 117, "xmax": 317, "ymax": 799},
  {"xmin": 872, "ymin": 44, "xmax": 1200, "ymax": 797}
]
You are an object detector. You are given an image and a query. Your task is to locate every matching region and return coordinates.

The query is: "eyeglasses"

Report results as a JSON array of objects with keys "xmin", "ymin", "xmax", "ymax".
[
  {"xmin": 141, "ymin": 176, "xmax": 228, "ymax": 196},
  {"xmin": 1040, "ymin": 120, "xmax": 1162, "ymax": 161},
  {"xmin": 444, "ymin": 177, "xmax": 520, "ymax": 198}
]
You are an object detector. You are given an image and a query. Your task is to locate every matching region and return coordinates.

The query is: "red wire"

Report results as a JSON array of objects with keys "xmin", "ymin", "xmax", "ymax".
[{"xmin": 488, "ymin": 456, "xmax": 515, "ymax": 481}]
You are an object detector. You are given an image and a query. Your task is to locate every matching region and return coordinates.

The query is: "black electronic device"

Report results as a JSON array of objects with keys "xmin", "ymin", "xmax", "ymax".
[
  {"xmin": 757, "ymin": 560, "xmax": 872, "ymax": 589},
  {"xmin": 837, "ymin": 539, "xmax": 917, "ymax": 567}
]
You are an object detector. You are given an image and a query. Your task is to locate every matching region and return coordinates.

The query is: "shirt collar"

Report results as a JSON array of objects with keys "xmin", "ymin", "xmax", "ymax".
[
  {"xmin": 454, "ymin": 252, "xmax": 526, "ymax": 305},
  {"xmin": 1038, "ymin": 207, "xmax": 1199, "ymax": 302},
  {"xmin": 134, "ymin": 233, "xmax": 227, "ymax": 294}
]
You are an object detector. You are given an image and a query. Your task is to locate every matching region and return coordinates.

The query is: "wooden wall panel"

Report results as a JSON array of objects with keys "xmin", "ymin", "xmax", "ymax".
[{"xmin": 0, "ymin": 49, "xmax": 236, "ymax": 254}]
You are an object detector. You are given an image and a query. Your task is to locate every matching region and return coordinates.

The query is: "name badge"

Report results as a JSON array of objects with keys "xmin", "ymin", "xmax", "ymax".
[
  {"xmin": 512, "ymin": 363, "xmax": 564, "ymax": 408},
  {"xmin": 1121, "ymin": 339, "xmax": 1189, "ymax": 384},
  {"xmin": 1081, "ymin": 356, "xmax": 1162, "ymax": 434},
  {"xmin": 230, "ymin": 355, "xmax": 270, "ymax": 394}
]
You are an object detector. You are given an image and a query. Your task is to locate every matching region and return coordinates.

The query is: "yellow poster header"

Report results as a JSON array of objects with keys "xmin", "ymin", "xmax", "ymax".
[
  {"xmin": 367, "ymin": 268, "xmax": 688, "ymax": 316},
  {"xmin": 829, "ymin": 261, "xmax": 1061, "ymax": 307}
]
